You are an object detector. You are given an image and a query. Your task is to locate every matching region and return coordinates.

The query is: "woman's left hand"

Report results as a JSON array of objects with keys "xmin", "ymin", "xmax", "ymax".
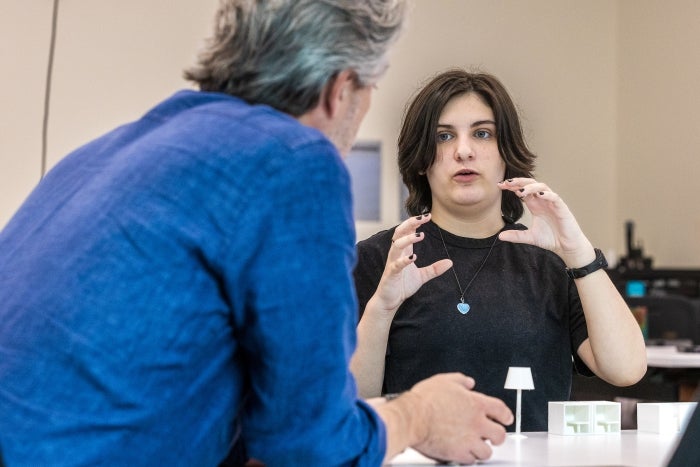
[
  {"xmin": 496, "ymin": 178, "xmax": 594, "ymax": 266},
  {"xmin": 498, "ymin": 180, "xmax": 647, "ymax": 386}
]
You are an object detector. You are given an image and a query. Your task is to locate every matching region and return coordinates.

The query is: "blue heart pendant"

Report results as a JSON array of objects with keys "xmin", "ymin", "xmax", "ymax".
[{"xmin": 457, "ymin": 302, "xmax": 470, "ymax": 314}]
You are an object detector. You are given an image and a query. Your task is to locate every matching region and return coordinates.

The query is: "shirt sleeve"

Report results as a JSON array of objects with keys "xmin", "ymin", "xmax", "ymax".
[{"xmin": 228, "ymin": 142, "xmax": 386, "ymax": 466}]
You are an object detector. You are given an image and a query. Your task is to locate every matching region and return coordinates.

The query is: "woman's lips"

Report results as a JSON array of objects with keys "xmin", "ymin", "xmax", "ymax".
[{"xmin": 453, "ymin": 170, "xmax": 478, "ymax": 182}]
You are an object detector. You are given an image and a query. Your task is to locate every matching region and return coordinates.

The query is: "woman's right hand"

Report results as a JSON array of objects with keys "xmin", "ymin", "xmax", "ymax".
[
  {"xmin": 372, "ymin": 212, "xmax": 453, "ymax": 315},
  {"xmin": 353, "ymin": 213, "xmax": 453, "ymax": 398}
]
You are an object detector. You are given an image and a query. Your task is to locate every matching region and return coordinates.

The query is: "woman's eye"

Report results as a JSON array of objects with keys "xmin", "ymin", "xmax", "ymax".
[
  {"xmin": 437, "ymin": 133, "xmax": 454, "ymax": 143},
  {"xmin": 475, "ymin": 129, "xmax": 492, "ymax": 139}
]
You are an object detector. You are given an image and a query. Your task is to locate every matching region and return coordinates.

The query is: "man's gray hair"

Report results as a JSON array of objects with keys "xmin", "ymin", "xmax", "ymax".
[{"xmin": 184, "ymin": 0, "xmax": 407, "ymax": 116}]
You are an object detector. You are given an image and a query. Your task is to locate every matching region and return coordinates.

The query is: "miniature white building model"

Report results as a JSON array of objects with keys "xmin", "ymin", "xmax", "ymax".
[
  {"xmin": 504, "ymin": 367, "xmax": 534, "ymax": 436},
  {"xmin": 637, "ymin": 402, "xmax": 698, "ymax": 434},
  {"xmin": 548, "ymin": 401, "xmax": 621, "ymax": 435}
]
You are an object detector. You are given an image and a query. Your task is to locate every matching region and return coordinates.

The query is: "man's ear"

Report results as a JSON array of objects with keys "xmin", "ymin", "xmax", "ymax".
[
  {"xmin": 296, "ymin": 69, "xmax": 356, "ymax": 134},
  {"xmin": 323, "ymin": 69, "xmax": 356, "ymax": 119}
]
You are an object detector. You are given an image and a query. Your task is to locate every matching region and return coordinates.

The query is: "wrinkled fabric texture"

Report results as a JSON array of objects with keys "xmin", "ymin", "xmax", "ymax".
[
  {"xmin": 0, "ymin": 90, "xmax": 385, "ymax": 466},
  {"xmin": 354, "ymin": 220, "xmax": 592, "ymax": 432}
]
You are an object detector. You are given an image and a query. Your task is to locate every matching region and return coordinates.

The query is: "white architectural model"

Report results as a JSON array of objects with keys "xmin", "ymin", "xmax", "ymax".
[
  {"xmin": 637, "ymin": 402, "xmax": 698, "ymax": 434},
  {"xmin": 548, "ymin": 401, "xmax": 621, "ymax": 435}
]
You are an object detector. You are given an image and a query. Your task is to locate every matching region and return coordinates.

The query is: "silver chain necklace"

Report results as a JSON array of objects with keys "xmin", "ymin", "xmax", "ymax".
[{"xmin": 436, "ymin": 226, "xmax": 499, "ymax": 315}]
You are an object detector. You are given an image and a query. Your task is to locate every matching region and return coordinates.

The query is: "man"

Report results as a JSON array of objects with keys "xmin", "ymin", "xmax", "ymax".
[{"xmin": 0, "ymin": 1, "xmax": 512, "ymax": 465}]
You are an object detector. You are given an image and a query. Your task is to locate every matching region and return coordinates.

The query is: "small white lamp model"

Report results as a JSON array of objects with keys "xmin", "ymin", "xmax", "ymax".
[{"xmin": 504, "ymin": 366, "xmax": 535, "ymax": 438}]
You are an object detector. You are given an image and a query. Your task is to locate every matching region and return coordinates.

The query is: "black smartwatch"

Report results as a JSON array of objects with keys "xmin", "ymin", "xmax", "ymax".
[{"xmin": 565, "ymin": 248, "xmax": 608, "ymax": 279}]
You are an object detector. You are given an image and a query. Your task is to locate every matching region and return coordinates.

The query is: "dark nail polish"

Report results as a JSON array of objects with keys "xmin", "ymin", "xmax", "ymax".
[
  {"xmin": 507, "ymin": 179, "xmax": 513, "ymax": 182},
  {"xmin": 409, "ymin": 254, "xmax": 416, "ymax": 260},
  {"xmin": 416, "ymin": 215, "xmax": 423, "ymax": 220},
  {"xmin": 539, "ymin": 191, "xmax": 545, "ymax": 195},
  {"xmin": 415, "ymin": 232, "xmax": 421, "ymax": 237},
  {"xmin": 519, "ymin": 188, "xmax": 525, "ymax": 192}
]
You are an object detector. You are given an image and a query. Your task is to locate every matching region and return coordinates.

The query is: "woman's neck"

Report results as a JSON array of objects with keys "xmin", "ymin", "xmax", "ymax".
[{"xmin": 430, "ymin": 208, "xmax": 506, "ymax": 239}]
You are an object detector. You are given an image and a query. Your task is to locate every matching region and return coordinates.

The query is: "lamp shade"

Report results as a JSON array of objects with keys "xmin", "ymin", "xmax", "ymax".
[{"xmin": 504, "ymin": 366, "xmax": 534, "ymax": 390}]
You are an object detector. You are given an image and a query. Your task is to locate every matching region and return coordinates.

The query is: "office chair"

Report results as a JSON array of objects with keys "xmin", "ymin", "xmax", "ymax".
[{"xmin": 626, "ymin": 295, "xmax": 700, "ymax": 344}]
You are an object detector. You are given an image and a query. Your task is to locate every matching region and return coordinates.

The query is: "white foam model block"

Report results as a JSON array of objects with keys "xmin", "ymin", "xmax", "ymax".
[
  {"xmin": 637, "ymin": 402, "xmax": 698, "ymax": 434},
  {"xmin": 548, "ymin": 401, "xmax": 621, "ymax": 435}
]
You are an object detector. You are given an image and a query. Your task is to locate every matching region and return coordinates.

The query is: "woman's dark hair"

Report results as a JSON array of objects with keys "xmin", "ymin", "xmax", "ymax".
[{"xmin": 398, "ymin": 69, "xmax": 536, "ymax": 221}]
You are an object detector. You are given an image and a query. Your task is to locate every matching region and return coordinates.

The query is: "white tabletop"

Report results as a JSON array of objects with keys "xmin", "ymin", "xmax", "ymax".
[
  {"xmin": 646, "ymin": 345, "xmax": 700, "ymax": 368},
  {"xmin": 386, "ymin": 430, "xmax": 681, "ymax": 466}
]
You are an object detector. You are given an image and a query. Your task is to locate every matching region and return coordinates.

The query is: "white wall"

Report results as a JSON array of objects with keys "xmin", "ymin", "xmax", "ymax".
[{"xmin": 1, "ymin": 1, "xmax": 698, "ymax": 267}]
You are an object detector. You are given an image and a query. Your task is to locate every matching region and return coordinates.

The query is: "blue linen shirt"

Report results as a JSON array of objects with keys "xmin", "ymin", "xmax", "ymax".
[{"xmin": 0, "ymin": 90, "xmax": 386, "ymax": 466}]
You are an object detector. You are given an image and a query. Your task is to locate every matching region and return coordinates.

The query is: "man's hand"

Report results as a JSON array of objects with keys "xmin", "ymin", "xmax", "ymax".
[{"xmin": 377, "ymin": 373, "xmax": 513, "ymax": 464}]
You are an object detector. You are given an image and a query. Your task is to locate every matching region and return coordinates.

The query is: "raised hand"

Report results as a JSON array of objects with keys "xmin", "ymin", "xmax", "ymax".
[
  {"xmin": 497, "ymin": 178, "xmax": 594, "ymax": 264},
  {"xmin": 373, "ymin": 213, "xmax": 453, "ymax": 314}
]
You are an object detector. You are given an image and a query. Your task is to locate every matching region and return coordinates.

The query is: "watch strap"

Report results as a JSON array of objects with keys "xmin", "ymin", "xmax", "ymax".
[{"xmin": 566, "ymin": 248, "xmax": 608, "ymax": 279}]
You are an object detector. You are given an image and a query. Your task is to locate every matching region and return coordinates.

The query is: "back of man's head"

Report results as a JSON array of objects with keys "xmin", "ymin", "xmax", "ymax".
[{"xmin": 184, "ymin": 0, "xmax": 407, "ymax": 116}]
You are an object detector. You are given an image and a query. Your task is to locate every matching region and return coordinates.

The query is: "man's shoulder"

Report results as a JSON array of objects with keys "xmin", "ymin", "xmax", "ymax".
[{"xmin": 152, "ymin": 90, "xmax": 332, "ymax": 154}]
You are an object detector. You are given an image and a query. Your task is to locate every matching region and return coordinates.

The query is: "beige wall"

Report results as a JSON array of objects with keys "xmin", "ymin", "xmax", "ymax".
[
  {"xmin": 1, "ymin": 1, "xmax": 54, "ymax": 224},
  {"xmin": 0, "ymin": 0, "xmax": 217, "ymax": 225},
  {"xmin": 356, "ymin": 0, "xmax": 619, "ymax": 252},
  {"xmin": 617, "ymin": 0, "xmax": 700, "ymax": 267},
  {"xmin": 1, "ymin": 1, "xmax": 698, "ymax": 267}
]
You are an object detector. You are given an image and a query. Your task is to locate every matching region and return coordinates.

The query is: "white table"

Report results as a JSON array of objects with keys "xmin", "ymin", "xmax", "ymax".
[
  {"xmin": 647, "ymin": 345, "xmax": 700, "ymax": 368},
  {"xmin": 386, "ymin": 430, "xmax": 681, "ymax": 466},
  {"xmin": 646, "ymin": 345, "xmax": 700, "ymax": 401}
]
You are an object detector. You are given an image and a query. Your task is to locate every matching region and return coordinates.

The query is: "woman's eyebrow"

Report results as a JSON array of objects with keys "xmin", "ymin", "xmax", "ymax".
[
  {"xmin": 437, "ymin": 119, "xmax": 496, "ymax": 128},
  {"xmin": 470, "ymin": 119, "xmax": 496, "ymax": 127}
]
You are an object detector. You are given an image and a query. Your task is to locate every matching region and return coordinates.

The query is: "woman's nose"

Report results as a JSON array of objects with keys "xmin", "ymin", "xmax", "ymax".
[{"xmin": 454, "ymin": 137, "xmax": 474, "ymax": 161}]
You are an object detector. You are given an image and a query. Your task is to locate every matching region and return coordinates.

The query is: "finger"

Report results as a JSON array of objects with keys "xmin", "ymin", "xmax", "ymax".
[
  {"xmin": 391, "ymin": 231, "xmax": 424, "ymax": 251},
  {"xmin": 531, "ymin": 189, "xmax": 559, "ymax": 202},
  {"xmin": 497, "ymin": 177, "xmax": 537, "ymax": 189},
  {"xmin": 453, "ymin": 452, "xmax": 477, "ymax": 465},
  {"xmin": 385, "ymin": 252, "xmax": 418, "ymax": 275},
  {"xmin": 480, "ymin": 419, "xmax": 508, "ymax": 446},
  {"xmin": 392, "ymin": 212, "xmax": 432, "ymax": 241},
  {"xmin": 518, "ymin": 184, "xmax": 551, "ymax": 199},
  {"xmin": 434, "ymin": 447, "xmax": 475, "ymax": 466},
  {"xmin": 428, "ymin": 452, "xmax": 475, "ymax": 466},
  {"xmin": 522, "ymin": 189, "xmax": 569, "ymax": 215},
  {"xmin": 519, "ymin": 182, "xmax": 550, "ymax": 198},
  {"xmin": 498, "ymin": 229, "xmax": 533, "ymax": 245},
  {"xmin": 442, "ymin": 372, "xmax": 476, "ymax": 389},
  {"xmin": 469, "ymin": 440, "xmax": 494, "ymax": 462},
  {"xmin": 419, "ymin": 258, "xmax": 453, "ymax": 281},
  {"xmin": 498, "ymin": 179, "xmax": 549, "ymax": 197},
  {"xmin": 483, "ymin": 396, "xmax": 515, "ymax": 427}
]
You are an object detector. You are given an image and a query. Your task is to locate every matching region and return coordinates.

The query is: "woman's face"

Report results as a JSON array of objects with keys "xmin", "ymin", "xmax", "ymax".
[{"xmin": 426, "ymin": 92, "xmax": 506, "ymax": 218}]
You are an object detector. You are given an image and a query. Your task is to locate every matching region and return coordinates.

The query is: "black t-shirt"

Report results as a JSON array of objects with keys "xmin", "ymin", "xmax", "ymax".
[{"xmin": 354, "ymin": 220, "xmax": 592, "ymax": 432}]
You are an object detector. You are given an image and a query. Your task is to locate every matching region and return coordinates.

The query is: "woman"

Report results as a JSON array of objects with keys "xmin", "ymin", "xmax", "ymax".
[{"xmin": 351, "ymin": 69, "xmax": 646, "ymax": 431}]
